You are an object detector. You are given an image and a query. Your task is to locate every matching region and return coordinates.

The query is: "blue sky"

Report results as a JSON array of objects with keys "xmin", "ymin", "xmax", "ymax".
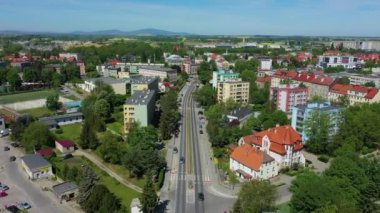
[{"xmin": 0, "ymin": 0, "xmax": 379, "ymax": 36}]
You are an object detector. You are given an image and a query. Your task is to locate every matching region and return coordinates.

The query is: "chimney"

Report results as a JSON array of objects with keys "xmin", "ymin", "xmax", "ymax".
[{"xmin": 275, "ymin": 124, "xmax": 280, "ymax": 127}]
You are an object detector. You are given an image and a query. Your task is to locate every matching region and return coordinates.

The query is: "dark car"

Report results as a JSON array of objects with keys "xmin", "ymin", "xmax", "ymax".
[
  {"xmin": 198, "ymin": 192, "xmax": 204, "ymax": 201},
  {"xmin": 5, "ymin": 205, "xmax": 19, "ymax": 213},
  {"xmin": 173, "ymin": 147, "xmax": 178, "ymax": 154},
  {"xmin": 199, "ymin": 130, "xmax": 203, "ymax": 134},
  {"xmin": 3, "ymin": 146, "xmax": 10, "ymax": 151},
  {"xmin": 9, "ymin": 156, "xmax": 16, "ymax": 162},
  {"xmin": 63, "ymin": 153, "xmax": 73, "ymax": 160},
  {"xmin": 180, "ymin": 156, "xmax": 185, "ymax": 164},
  {"xmin": 10, "ymin": 143, "xmax": 19, "ymax": 148}
]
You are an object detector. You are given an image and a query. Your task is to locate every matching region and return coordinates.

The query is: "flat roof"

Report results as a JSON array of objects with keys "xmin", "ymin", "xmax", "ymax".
[
  {"xmin": 125, "ymin": 90, "xmax": 155, "ymax": 105},
  {"xmin": 39, "ymin": 112, "xmax": 83, "ymax": 122},
  {"xmin": 85, "ymin": 77, "xmax": 126, "ymax": 85},
  {"xmin": 139, "ymin": 66, "xmax": 176, "ymax": 72},
  {"xmin": 52, "ymin": 182, "xmax": 78, "ymax": 195},
  {"xmin": 21, "ymin": 154, "xmax": 50, "ymax": 171},
  {"xmin": 131, "ymin": 76, "xmax": 158, "ymax": 84}
]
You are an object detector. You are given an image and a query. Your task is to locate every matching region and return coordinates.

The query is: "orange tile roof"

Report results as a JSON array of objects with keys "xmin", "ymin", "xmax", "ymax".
[
  {"xmin": 331, "ymin": 83, "xmax": 379, "ymax": 99},
  {"xmin": 257, "ymin": 76, "xmax": 272, "ymax": 83},
  {"xmin": 330, "ymin": 83, "xmax": 351, "ymax": 95},
  {"xmin": 230, "ymin": 144, "xmax": 274, "ymax": 171},
  {"xmin": 255, "ymin": 125, "xmax": 302, "ymax": 145}
]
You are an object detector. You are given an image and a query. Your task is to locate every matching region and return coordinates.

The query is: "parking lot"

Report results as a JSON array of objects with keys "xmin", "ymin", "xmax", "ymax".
[{"xmin": 0, "ymin": 136, "xmax": 81, "ymax": 213}]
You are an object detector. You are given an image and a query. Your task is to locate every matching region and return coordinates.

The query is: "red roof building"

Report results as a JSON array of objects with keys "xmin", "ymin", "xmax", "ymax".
[
  {"xmin": 239, "ymin": 125, "xmax": 305, "ymax": 168},
  {"xmin": 55, "ymin": 140, "xmax": 75, "ymax": 153},
  {"xmin": 35, "ymin": 148, "xmax": 54, "ymax": 157},
  {"xmin": 256, "ymin": 76, "xmax": 272, "ymax": 89},
  {"xmin": 329, "ymin": 83, "xmax": 380, "ymax": 105}
]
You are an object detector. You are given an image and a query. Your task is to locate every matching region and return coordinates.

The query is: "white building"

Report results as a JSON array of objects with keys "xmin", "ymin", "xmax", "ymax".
[
  {"xmin": 317, "ymin": 55, "xmax": 359, "ymax": 69},
  {"xmin": 230, "ymin": 144, "xmax": 278, "ymax": 180},
  {"xmin": 259, "ymin": 57, "xmax": 272, "ymax": 71},
  {"xmin": 59, "ymin": 53, "xmax": 81, "ymax": 61},
  {"xmin": 138, "ymin": 66, "xmax": 177, "ymax": 82},
  {"xmin": 80, "ymin": 77, "xmax": 127, "ymax": 95},
  {"xmin": 21, "ymin": 154, "xmax": 53, "ymax": 179}
]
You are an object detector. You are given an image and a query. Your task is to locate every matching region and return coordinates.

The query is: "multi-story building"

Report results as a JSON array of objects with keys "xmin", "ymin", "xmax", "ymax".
[
  {"xmin": 270, "ymin": 84, "xmax": 308, "ymax": 114},
  {"xmin": 123, "ymin": 90, "xmax": 156, "ymax": 134},
  {"xmin": 258, "ymin": 57, "xmax": 272, "ymax": 71},
  {"xmin": 317, "ymin": 55, "xmax": 359, "ymax": 69},
  {"xmin": 165, "ymin": 54, "xmax": 184, "ymax": 66},
  {"xmin": 217, "ymin": 79, "xmax": 250, "ymax": 104},
  {"xmin": 80, "ymin": 77, "xmax": 127, "ymax": 95},
  {"xmin": 332, "ymin": 41, "xmax": 380, "ymax": 51},
  {"xmin": 59, "ymin": 53, "xmax": 82, "ymax": 61},
  {"xmin": 130, "ymin": 76, "xmax": 159, "ymax": 95},
  {"xmin": 291, "ymin": 102, "xmax": 343, "ymax": 142},
  {"xmin": 182, "ymin": 63, "xmax": 199, "ymax": 75},
  {"xmin": 230, "ymin": 144, "xmax": 278, "ymax": 180},
  {"xmin": 256, "ymin": 76, "xmax": 271, "ymax": 89},
  {"xmin": 138, "ymin": 66, "xmax": 177, "ymax": 82},
  {"xmin": 239, "ymin": 125, "xmax": 305, "ymax": 168},
  {"xmin": 212, "ymin": 68, "xmax": 240, "ymax": 88},
  {"xmin": 329, "ymin": 84, "xmax": 380, "ymax": 105}
]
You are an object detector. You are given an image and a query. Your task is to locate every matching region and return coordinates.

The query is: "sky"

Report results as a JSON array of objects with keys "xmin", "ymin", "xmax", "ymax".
[{"xmin": 0, "ymin": 0, "xmax": 379, "ymax": 36}]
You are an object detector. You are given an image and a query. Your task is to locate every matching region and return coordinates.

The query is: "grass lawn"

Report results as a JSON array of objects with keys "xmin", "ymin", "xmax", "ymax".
[
  {"xmin": 277, "ymin": 202, "xmax": 291, "ymax": 213},
  {"xmin": 107, "ymin": 164, "xmax": 146, "ymax": 188},
  {"xmin": 19, "ymin": 107, "xmax": 54, "ymax": 118},
  {"xmin": 106, "ymin": 122, "xmax": 124, "ymax": 135},
  {"xmin": 106, "ymin": 107, "xmax": 124, "ymax": 135},
  {"xmin": 62, "ymin": 94, "xmax": 80, "ymax": 101},
  {"xmin": 0, "ymin": 89, "xmax": 56, "ymax": 104},
  {"xmin": 53, "ymin": 123, "xmax": 82, "ymax": 144}
]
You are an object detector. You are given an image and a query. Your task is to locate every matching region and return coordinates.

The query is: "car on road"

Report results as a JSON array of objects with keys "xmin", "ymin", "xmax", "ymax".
[
  {"xmin": 18, "ymin": 202, "xmax": 31, "ymax": 210},
  {"xmin": 63, "ymin": 153, "xmax": 73, "ymax": 160},
  {"xmin": 0, "ymin": 129, "xmax": 10, "ymax": 137},
  {"xmin": 180, "ymin": 156, "xmax": 185, "ymax": 164},
  {"xmin": 0, "ymin": 185, "xmax": 9, "ymax": 191},
  {"xmin": 5, "ymin": 205, "xmax": 19, "ymax": 213},
  {"xmin": 0, "ymin": 191, "xmax": 8, "ymax": 197},
  {"xmin": 199, "ymin": 130, "xmax": 203, "ymax": 134},
  {"xmin": 10, "ymin": 143, "xmax": 19, "ymax": 148},
  {"xmin": 9, "ymin": 156, "xmax": 16, "ymax": 162},
  {"xmin": 4, "ymin": 146, "xmax": 10, "ymax": 151},
  {"xmin": 173, "ymin": 147, "xmax": 178, "ymax": 153},
  {"xmin": 198, "ymin": 192, "xmax": 204, "ymax": 201}
]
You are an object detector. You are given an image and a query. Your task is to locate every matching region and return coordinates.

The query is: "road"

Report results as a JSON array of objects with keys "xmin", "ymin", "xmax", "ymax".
[{"xmin": 0, "ymin": 137, "xmax": 80, "ymax": 213}]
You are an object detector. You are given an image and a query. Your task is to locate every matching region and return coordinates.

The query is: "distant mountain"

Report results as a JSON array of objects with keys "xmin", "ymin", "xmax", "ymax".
[{"xmin": 0, "ymin": 28, "xmax": 192, "ymax": 36}]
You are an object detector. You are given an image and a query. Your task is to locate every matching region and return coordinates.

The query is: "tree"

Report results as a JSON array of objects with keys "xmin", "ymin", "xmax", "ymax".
[
  {"xmin": 46, "ymin": 93, "xmax": 61, "ymax": 110},
  {"xmin": 0, "ymin": 68, "xmax": 7, "ymax": 85},
  {"xmin": 128, "ymin": 124, "xmax": 158, "ymax": 148},
  {"xmin": 52, "ymin": 73, "xmax": 62, "ymax": 88},
  {"xmin": 159, "ymin": 90, "xmax": 179, "ymax": 140},
  {"xmin": 304, "ymin": 111, "xmax": 332, "ymax": 154},
  {"xmin": 234, "ymin": 59, "xmax": 259, "ymax": 73},
  {"xmin": 94, "ymin": 99, "xmax": 111, "ymax": 121},
  {"xmin": 78, "ymin": 166, "xmax": 99, "ymax": 207},
  {"xmin": 141, "ymin": 176, "xmax": 159, "ymax": 213},
  {"xmin": 364, "ymin": 81, "xmax": 376, "ymax": 87},
  {"xmin": 79, "ymin": 118, "xmax": 99, "ymax": 150},
  {"xmin": 194, "ymin": 84, "xmax": 216, "ymax": 107},
  {"xmin": 23, "ymin": 67, "xmax": 40, "ymax": 82},
  {"xmin": 338, "ymin": 77, "xmax": 350, "ymax": 85},
  {"xmin": 97, "ymin": 132, "xmax": 123, "ymax": 164},
  {"xmin": 6, "ymin": 68, "xmax": 22, "ymax": 89},
  {"xmin": 233, "ymin": 180, "xmax": 276, "ymax": 213},
  {"xmin": 21, "ymin": 121, "xmax": 55, "ymax": 152},
  {"xmin": 82, "ymin": 184, "xmax": 121, "ymax": 213},
  {"xmin": 10, "ymin": 115, "xmax": 32, "ymax": 141},
  {"xmin": 197, "ymin": 61, "xmax": 213, "ymax": 84}
]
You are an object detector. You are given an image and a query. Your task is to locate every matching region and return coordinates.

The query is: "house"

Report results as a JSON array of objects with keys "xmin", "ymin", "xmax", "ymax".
[
  {"xmin": 256, "ymin": 76, "xmax": 271, "ymax": 89},
  {"xmin": 131, "ymin": 198, "xmax": 142, "ymax": 213},
  {"xmin": 226, "ymin": 108, "xmax": 253, "ymax": 126},
  {"xmin": 39, "ymin": 112, "xmax": 83, "ymax": 129},
  {"xmin": 20, "ymin": 154, "xmax": 53, "ymax": 179},
  {"xmin": 239, "ymin": 125, "xmax": 305, "ymax": 168},
  {"xmin": 317, "ymin": 54, "xmax": 359, "ymax": 69},
  {"xmin": 35, "ymin": 148, "xmax": 54, "ymax": 157},
  {"xmin": 329, "ymin": 84, "xmax": 380, "ymax": 105},
  {"xmin": 52, "ymin": 182, "xmax": 78, "ymax": 201},
  {"xmin": 270, "ymin": 84, "xmax": 308, "ymax": 114},
  {"xmin": 291, "ymin": 102, "xmax": 343, "ymax": 142},
  {"xmin": 55, "ymin": 140, "xmax": 75, "ymax": 153},
  {"xmin": 230, "ymin": 144, "xmax": 278, "ymax": 180}
]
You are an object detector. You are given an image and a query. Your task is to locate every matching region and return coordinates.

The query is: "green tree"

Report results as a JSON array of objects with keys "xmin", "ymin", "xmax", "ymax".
[
  {"xmin": 304, "ymin": 111, "xmax": 332, "ymax": 154},
  {"xmin": 159, "ymin": 90, "xmax": 178, "ymax": 140},
  {"xmin": 233, "ymin": 180, "xmax": 276, "ymax": 213},
  {"xmin": 194, "ymin": 84, "xmax": 216, "ymax": 107},
  {"xmin": 234, "ymin": 59, "xmax": 259, "ymax": 73},
  {"xmin": 141, "ymin": 176, "xmax": 159, "ymax": 213},
  {"xmin": 6, "ymin": 68, "xmax": 22, "ymax": 89},
  {"xmin": 97, "ymin": 132, "xmax": 123, "ymax": 164},
  {"xmin": 338, "ymin": 77, "xmax": 350, "ymax": 85},
  {"xmin": 52, "ymin": 73, "xmax": 62, "ymax": 88},
  {"xmin": 197, "ymin": 61, "xmax": 214, "ymax": 84},
  {"xmin": 78, "ymin": 166, "xmax": 100, "ymax": 207},
  {"xmin": 83, "ymin": 184, "xmax": 121, "ymax": 213},
  {"xmin": 94, "ymin": 99, "xmax": 111, "ymax": 121},
  {"xmin": 79, "ymin": 115, "xmax": 99, "ymax": 149},
  {"xmin": 46, "ymin": 93, "xmax": 61, "ymax": 110},
  {"xmin": 128, "ymin": 124, "xmax": 158, "ymax": 148},
  {"xmin": 21, "ymin": 121, "xmax": 55, "ymax": 152},
  {"xmin": 364, "ymin": 81, "xmax": 376, "ymax": 87},
  {"xmin": 23, "ymin": 67, "xmax": 40, "ymax": 82},
  {"xmin": 0, "ymin": 68, "xmax": 7, "ymax": 85}
]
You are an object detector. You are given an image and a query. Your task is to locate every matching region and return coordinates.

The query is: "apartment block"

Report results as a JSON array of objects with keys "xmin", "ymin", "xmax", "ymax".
[
  {"xmin": 123, "ymin": 90, "xmax": 156, "ymax": 134},
  {"xmin": 138, "ymin": 66, "xmax": 177, "ymax": 82},
  {"xmin": 217, "ymin": 79, "xmax": 250, "ymax": 103},
  {"xmin": 270, "ymin": 84, "xmax": 308, "ymax": 114},
  {"xmin": 130, "ymin": 76, "xmax": 159, "ymax": 95},
  {"xmin": 212, "ymin": 68, "xmax": 240, "ymax": 88}
]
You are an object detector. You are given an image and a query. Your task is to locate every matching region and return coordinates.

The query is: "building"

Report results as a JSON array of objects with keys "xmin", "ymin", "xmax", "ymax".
[
  {"xmin": 0, "ymin": 116, "xmax": 5, "ymax": 131},
  {"xmin": 317, "ymin": 55, "xmax": 359, "ymax": 69},
  {"xmin": 332, "ymin": 40, "xmax": 380, "ymax": 51},
  {"xmin": 131, "ymin": 198, "xmax": 142, "ymax": 213},
  {"xmin": 165, "ymin": 54, "xmax": 184, "ymax": 66},
  {"xmin": 35, "ymin": 148, "xmax": 54, "ymax": 157},
  {"xmin": 258, "ymin": 57, "xmax": 272, "ymax": 71},
  {"xmin": 130, "ymin": 76, "xmax": 159, "ymax": 95},
  {"xmin": 296, "ymin": 51, "xmax": 312, "ymax": 62},
  {"xmin": 329, "ymin": 84, "xmax": 380, "ymax": 105},
  {"xmin": 124, "ymin": 90, "xmax": 156, "ymax": 133},
  {"xmin": 80, "ymin": 77, "xmax": 127, "ymax": 95},
  {"xmin": 230, "ymin": 144, "xmax": 278, "ymax": 180},
  {"xmin": 270, "ymin": 84, "xmax": 308, "ymax": 114},
  {"xmin": 59, "ymin": 53, "xmax": 82, "ymax": 61},
  {"xmin": 39, "ymin": 112, "xmax": 83, "ymax": 129},
  {"xmin": 291, "ymin": 102, "xmax": 343, "ymax": 142},
  {"xmin": 239, "ymin": 125, "xmax": 305, "ymax": 168},
  {"xmin": 138, "ymin": 66, "xmax": 177, "ymax": 82},
  {"xmin": 183, "ymin": 63, "xmax": 199, "ymax": 75},
  {"xmin": 217, "ymin": 79, "xmax": 250, "ymax": 104},
  {"xmin": 52, "ymin": 182, "xmax": 78, "ymax": 201},
  {"xmin": 55, "ymin": 140, "xmax": 75, "ymax": 153},
  {"xmin": 20, "ymin": 154, "xmax": 53, "ymax": 179},
  {"xmin": 212, "ymin": 69, "xmax": 240, "ymax": 88},
  {"xmin": 256, "ymin": 76, "xmax": 271, "ymax": 89},
  {"xmin": 226, "ymin": 108, "xmax": 253, "ymax": 126}
]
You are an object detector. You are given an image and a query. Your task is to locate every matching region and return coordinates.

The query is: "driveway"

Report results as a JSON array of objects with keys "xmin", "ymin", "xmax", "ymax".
[{"xmin": 302, "ymin": 151, "xmax": 330, "ymax": 173}]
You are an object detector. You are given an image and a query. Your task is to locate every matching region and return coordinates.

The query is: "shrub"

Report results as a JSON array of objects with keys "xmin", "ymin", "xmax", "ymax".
[
  {"xmin": 55, "ymin": 128, "xmax": 63, "ymax": 134},
  {"xmin": 318, "ymin": 154, "xmax": 329, "ymax": 163}
]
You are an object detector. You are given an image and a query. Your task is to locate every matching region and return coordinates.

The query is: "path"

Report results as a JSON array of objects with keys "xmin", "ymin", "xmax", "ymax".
[{"xmin": 73, "ymin": 149, "xmax": 142, "ymax": 193}]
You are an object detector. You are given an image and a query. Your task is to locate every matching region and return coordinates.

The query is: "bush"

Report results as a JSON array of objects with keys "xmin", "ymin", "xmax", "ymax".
[
  {"xmin": 55, "ymin": 128, "xmax": 63, "ymax": 134},
  {"xmin": 318, "ymin": 154, "xmax": 330, "ymax": 163}
]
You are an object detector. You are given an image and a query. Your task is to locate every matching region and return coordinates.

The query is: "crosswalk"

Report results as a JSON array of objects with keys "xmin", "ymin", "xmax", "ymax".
[{"xmin": 170, "ymin": 173, "xmax": 212, "ymax": 182}]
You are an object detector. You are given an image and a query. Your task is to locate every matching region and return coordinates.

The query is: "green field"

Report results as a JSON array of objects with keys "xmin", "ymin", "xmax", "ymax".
[
  {"xmin": 277, "ymin": 202, "xmax": 291, "ymax": 213},
  {"xmin": 53, "ymin": 123, "xmax": 82, "ymax": 144},
  {"xmin": 20, "ymin": 107, "xmax": 54, "ymax": 118},
  {"xmin": 0, "ymin": 89, "xmax": 56, "ymax": 104}
]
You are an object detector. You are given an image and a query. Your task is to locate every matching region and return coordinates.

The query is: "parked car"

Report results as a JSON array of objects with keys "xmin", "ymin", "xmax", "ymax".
[
  {"xmin": 10, "ymin": 143, "xmax": 19, "ymax": 148},
  {"xmin": 0, "ymin": 129, "xmax": 10, "ymax": 137},
  {"xmin": 9, "ymin": 156, "xmax": 16, "ymax": 162},
  {"xmin": 18, "ymin": 202, "xmax": 31, "ymax": 209},
  {"xmin": 63, "ymin": 153, "xmax": 73, "ymax": 160},
  {"xmin": 199, "ymin": 130, "xmax": 203, "ymax": 134},
  {"xmin": 5, "ymin": 205, "xmax": 19, "ymax": 213},
  {"xmin": 180, "ymin": 156, "xmax": 185, "ymax": 164},
  {"xmin": 198, "ymin": 192, "xmax": 204, "ymax": 201},
  {"xmin": 0, "ymin": 185, "xmax": 9, "ymax": 191},
  {"xmin": 3, "ymin": 146, "xmax": 10, "ymax": 151},
  {"xmin": 173, "ymin": 147, "xmax": 178, "ymax": 154},
  {"xmin": 0, "ymin": 191, "xmax": 8, "ymax": 197}
]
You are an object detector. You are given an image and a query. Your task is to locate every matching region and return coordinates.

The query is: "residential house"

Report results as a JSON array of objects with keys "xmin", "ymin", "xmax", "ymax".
[
  {"xmin": 55, "ymin": 140, "xmax": 75, "ymax": 153},
  {"xmin": 20, "ymin": 154, "xmax": 53, "ymax": 179},
  {"xmin": 226, "ymin": 108, "xmax": 253, "ymax": 126},
  {"xmin": 270, "ymin": 83, "xmax": 308, "ymax": 114},
  {"xmin": 80, "ymin": 77, "xmax": 127, "ymax": 95},
  {"xmin": 217, "ymin": 79, "xmax": 250, "ymax": 104},
  {"xmin": 291, "ymin": 102, "xmax": 343, "ymax": 142},
  {"xmin": 239, "ymin": 125, "xmax": 305, "ymax": 168},
  {"xmin": 52, "ymin": 182, "xmax": 78, "ymax": 201},
  {"xmin": 230, "ymin": 144, "xmax": 278, "ymax": 180},
  {"xmin": 329, "ymin": 84, "xmax": 380, "ymax": 105},
  {"xmin": 35, "ymin": 148, "xmax": 54, "ymax": 157},
  {"xmin": 124, "ymin": 90, "xmax": 156, "ymax": 133}
]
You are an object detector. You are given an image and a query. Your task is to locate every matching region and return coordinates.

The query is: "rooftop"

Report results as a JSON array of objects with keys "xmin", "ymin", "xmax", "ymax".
[
  {"xmin": 21, "ymin": 154, "xmax": 50, "ymax": 171},
  {"xmin": 139, "ymin": 66, "xmax": 176, "ymax": 72},
  {"xmin": 230, "ymin": 144, "xmax": 274, "ymax": 171},
  {"xmin": 52, "ymin": 182, "xmax": 78, "ymax": 196},
  {"xmin": 56, "ymin": 140, "xmax": 75, "ymax": 148},
  {"xmin": 125, "ymin": 90, "xmax": 155, "ymax": 105},
  {"xmin": 85, "ymin": 77, "xmax": 126, "ymax": 85},
  {"xmin": 39, "ymin": 112, "xmax": 83, "ymax": 122},
  {"xmin": 227, "ymin": 108, "xmax": 253, "ymax": 120},
  {"xmin": 131, "ymin": 76, "xmax": 159, "ymax": 84}
]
